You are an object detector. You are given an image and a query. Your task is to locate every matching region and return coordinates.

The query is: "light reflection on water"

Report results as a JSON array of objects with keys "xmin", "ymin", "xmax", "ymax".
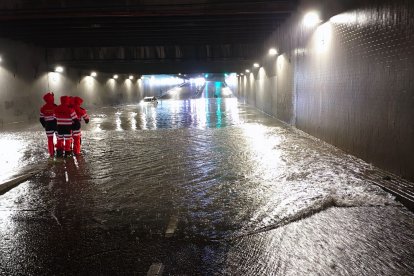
[
  {"xmin": 0, "ymin": 82, "xmax": 413, "ymax": 274},
  {"xmin": 85, "ymin": 97, "xmax": 243, "ymax": 132}
]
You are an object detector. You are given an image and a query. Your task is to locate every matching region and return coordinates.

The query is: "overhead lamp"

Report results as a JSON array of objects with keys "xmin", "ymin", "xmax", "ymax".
[
  {"xmin": 240, "ymin": 73, "xmax": 244, "ymax": 76},
  {"xmin": 253, "ymin": 63, "xmax": 260, "ymax": 68},
  {"xmin": 55, "ymin": 66, "xmax": 64, "ymax": 73},
  {"xmin": 129, "ymin": 75, "xmax": 134, "ymax": 80},
  {"xmin": 91, "ymin": 72, "xmax": 97, "ymax": 77},
  {"xmin": 303, "ymin": 11, "xmax": 321, "ymax": 27},
  {"xmin": 269, "ymin": 48, "xmax": 277, "ymax": 55},
  {"xmin": 178, "ymin": 73, "xmax": 182, "ymax": 76},
  {"xmin": 245, "ymin": 69, "xmax": 250, "ymax": 73},
  {"xmin": 113, "ymin": 74, "xmax": 118, "ymax": 79}
]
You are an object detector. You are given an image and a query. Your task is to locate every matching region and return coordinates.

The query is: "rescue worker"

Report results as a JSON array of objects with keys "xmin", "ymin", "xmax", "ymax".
[
  {"xmin": 68, "ymin": 96, "xmax": 75, "ymax": 151},
  {"xmin": 39, "ymin": 92, "xmax": 57, "ymax": 157},
  {"xmin": 55, "ymin": 96, "xmax": 80, "ymax": 157},
  {"xmin": 72, "ymin": 96, "xmax": 89, "ymax": 155}
]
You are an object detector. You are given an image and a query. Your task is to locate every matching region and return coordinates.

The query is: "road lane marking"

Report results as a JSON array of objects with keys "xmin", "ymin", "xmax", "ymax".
[
  {"xmin": 147, "ymin": 263, "xmax": 164, "ymax": 276},
  {"xmin": 165, "ymin": 214, "xmax": 179, "ymax": 238}
]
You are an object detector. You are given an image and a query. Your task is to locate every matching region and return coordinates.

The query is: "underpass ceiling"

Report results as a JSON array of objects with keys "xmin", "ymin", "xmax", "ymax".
[{"xmin": 0, "ymin": 0, "xmax": 298, "ymax": 74}]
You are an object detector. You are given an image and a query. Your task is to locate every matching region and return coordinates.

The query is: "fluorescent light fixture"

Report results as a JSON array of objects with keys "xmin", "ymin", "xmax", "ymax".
[
  {"xmin": 303, "ymin": 11, "xmax": 321, "ymax": 27},
  {"xmin": 91, "ymin": 72, "xmax": 97, "ymax": 77},
  {"xmin": 55, "ymin": 66, "xmax": 64, "ymax": 73},
  {"xmin": 113, "ymin": 74, "xmax": 118, "ymax": 79},
  {"xmin": 245, "ymin": 69, "xmax": 250, "ymax": 73},
  {"xmin": 129, "ymin": 75, "xmax": 134, "ymax": 80},
  {"xmin": 253, "ymin": 63, "xmax": 260, "ymax": 68},
  {"xmin": 269, "ymin": 48, "xmax": 277, "ymax": 55}
]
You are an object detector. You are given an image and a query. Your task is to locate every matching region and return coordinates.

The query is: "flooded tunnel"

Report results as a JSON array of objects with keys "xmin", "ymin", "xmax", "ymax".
[{"xmin": 0, "ymin": 0, "xmax": 414, "ymax": 275}]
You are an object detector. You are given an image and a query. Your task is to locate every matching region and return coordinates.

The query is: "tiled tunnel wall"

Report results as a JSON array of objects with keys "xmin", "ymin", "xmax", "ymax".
[{"xmin": 236, "ymin": 0, "xmax": 414, "ymax": 181}]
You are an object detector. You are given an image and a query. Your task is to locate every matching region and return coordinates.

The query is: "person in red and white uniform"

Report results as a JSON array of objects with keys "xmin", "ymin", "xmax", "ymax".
[
  {"xmin": 54, "ymin": 96, "xmax": 80, "ymax": 157},
  {"xmin": 39, "ymin": 92, "xmax": 57, "ymax": 157},
  {"xmin": 72, "ymin": 96, "xmax": 90, "ymax": 155}
]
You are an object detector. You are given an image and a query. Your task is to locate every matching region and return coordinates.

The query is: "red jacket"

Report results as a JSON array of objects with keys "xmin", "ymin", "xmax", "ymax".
[
  {"xmin": 73, "ymin": 96, "xmax": 90, "ymax": 123},
  {"xmin": 40, "ymin": 92, "xmax": 57, "ymax": 122},
  {"xmin": 55, "ymin": 96, "xmax": 78, "ymax": 126}
]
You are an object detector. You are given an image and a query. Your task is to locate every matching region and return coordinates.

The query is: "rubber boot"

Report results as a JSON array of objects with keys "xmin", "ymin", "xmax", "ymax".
[
  {"xmin": 56, "ymin": 138, "xmax": 64, "ymax": 157},
  {"xmin": 64, "ymin": 137, "xmax": 73, "ymax": 157},
  {"xmin": 73, "ymin": 136, "xmax": 81, "ymax": 155},
  {"xmin": 47, "ymin": 136, "xmax": 55, "ymax": 157}
]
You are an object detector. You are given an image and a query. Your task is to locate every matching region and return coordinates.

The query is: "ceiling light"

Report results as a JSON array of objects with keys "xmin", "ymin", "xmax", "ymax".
[
  {"xmin": 55, "ymin": 66, "xmax": 64, "ymax": 73},
  {"xmin": 129, "ymin": 75, "xmax": 134, "ymax": 80},
  {"xmin": 91, "ymin": 72, "xmax": 97, "ymax": 77},
  {"xmin": 269, "ymin": 48, "xmax": 277, "ymax": 55},
  {"xmin": 113, "ymin": 74, "xmax": 118, "ymax": 79},
  {"xmin": 253, "ymin": 63, "xmax": 260, "ymax": 68},
  {"xmin": 303, "ymin": 11, "xmax": 321, "ymax": 27},
  {"xmin": 245, "ymin": 69, "xmax": 250, "ymax": 73}
]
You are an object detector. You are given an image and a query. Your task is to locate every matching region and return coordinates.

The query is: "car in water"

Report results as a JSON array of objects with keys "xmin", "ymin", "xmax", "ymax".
[{"xmin": 143, "ymin": 96, "xmax": 158, "ymax": 103}]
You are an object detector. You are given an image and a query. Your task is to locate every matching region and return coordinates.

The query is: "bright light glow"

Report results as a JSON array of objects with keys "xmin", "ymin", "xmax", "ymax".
[
  {"xmin": 0, "ymin": 56, "xmax": 2, "ymax": 62},
  {"xmin": 222, "ymin": 87, "xmax": 233, "ymax": 96},
  {"xmin": 91, "ymin": 72, "xmax": 97, "ymax": 77},
  {"xmin": 113, "ymin": 74, "xmax": 118, "ymax": 79},
  {"xmin": 245, "ymin": 69, "xmax": 250, "ymax": 73},
  {"xmin": 55, "ymin": 66, "xmax": 64, "ymax": 73},
  {"xmin": 240, "ymin": 73, "xmax": 244, "ymax": 76},
  {"xmin": 268, "ymin": 48, "xmax": 277, "ymax": 55},
  {"xmin": 330, "ymin": 12, "xmax": 358, "ymax": 24},
  {"xmin": 129, "ymin": 75, "xmax": 134, "ymax": 80},
  {"xmin": 315, "ymin": 23, "xmax": 332, "ymax": 53},
  {"xmin": 253, "ymin": 63, "xmax": 260, "ymax": 68},
  {"xmin": 303, "ymin": 11, "xmax": 321, "ymax": 27},
  {"xmin": 190, "ymin": 77, "xmax": 206, "ymax": 86}
]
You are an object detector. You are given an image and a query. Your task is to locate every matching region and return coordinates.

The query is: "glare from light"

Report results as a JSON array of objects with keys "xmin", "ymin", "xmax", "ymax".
[
  {"xmin": 315, "ymin": 23, "xmax": 332, "ymax": 53},
  {"xmin": 178, "ymin": 73, "xmax": 182, "ymax": 76},
  {"xmin": 113, "ymin": 74, "xmax": 118, "ymax": 79},
  {"xmin": 0, "ymin": 56, "xmax": 2, "ymax": 62},
  {"xmin": 240, "ymin": 73, "xmax": 244, "ymax": 76},
  {"xmin": 245, "ymin": 69, "xmax": 250, "ymax": 73},
  {"xmin": 269, "ymin": 48, "xmax": 277, "ymax": 55},
  {"xmin": 91, "ymin": 72, "xmax": 97, "ymax": 77},
  {"xmin": 304, "ymin": 11, "xmax": 321, "ymax": 27},
  {"xmin": 55, "ymin": 66, "xmax": 64, "ymax": 73},
  {"xmin": 129, "ymin": 75, "xmax": 134, "ymax": 80},
  {"xmin": 330, "ymin": 12, "xmax": 358, "ymax": 24},
  {"xmin": 253, "ymin": 63, "xmax": 260, "ymax": 68}
]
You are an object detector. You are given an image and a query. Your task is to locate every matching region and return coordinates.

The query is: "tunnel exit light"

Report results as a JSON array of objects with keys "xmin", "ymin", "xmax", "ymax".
[
  {"xmin": 91, "ymin": 72, "xmax": 97, "ymax": 77},
  {"xmin": 55, "ymin": 66, "xmax": 64, "ymax": 73},
  {"xmin": 304, "ymin": 11, "xmax": 321, "ymax": 27}
]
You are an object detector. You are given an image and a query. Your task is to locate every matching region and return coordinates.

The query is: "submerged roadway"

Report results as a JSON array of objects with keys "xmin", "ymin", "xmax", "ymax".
[{"xmin": 0, "ymin": 81, "xmax": 413, "ymax": 275}]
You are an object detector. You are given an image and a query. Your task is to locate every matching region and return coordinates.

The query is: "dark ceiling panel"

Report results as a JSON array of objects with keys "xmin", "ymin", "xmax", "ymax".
[{"xmin": 0, "ymin": 0, "xmax": 297, "ymax": 73}]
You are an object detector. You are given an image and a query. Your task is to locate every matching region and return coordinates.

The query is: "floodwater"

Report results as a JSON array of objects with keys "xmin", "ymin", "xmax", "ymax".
[{"xmin": 0, "ymin": 81, "xmax": 413, "ymax": 275}]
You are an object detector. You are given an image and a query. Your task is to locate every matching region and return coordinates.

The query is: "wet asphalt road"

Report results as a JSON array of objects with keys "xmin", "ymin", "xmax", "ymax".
[{"xmin": 0, "ymin": 81, "xmax": 413, "ymax": 275}]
